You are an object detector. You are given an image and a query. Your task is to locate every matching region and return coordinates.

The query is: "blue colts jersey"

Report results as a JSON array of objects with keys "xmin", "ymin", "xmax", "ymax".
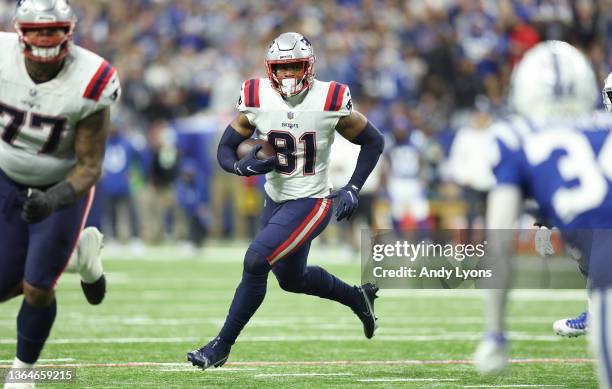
[{"xmin": 492, "ymin": 112, "xmax": 612, "ymax": 229}]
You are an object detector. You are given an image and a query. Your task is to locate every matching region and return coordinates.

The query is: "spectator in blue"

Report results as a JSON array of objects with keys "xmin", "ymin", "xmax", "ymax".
[
  {"xmin": 99, "ymin": 121, "xmax": 143, "ymax": 244},
  {"xmin": 175, "ymin": 158, "xmax": 209, "ymax": 249}
]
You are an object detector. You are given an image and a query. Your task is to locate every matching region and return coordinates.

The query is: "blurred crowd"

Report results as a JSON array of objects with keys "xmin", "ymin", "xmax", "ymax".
[{"xmin": 1, "ymin": 0, "xmax": 611, "ymax": 251}]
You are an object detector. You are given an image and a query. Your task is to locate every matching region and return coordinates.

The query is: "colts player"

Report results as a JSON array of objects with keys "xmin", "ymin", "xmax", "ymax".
[
  {"xmin": 0, "ymin": 1, "xmax": 120, "ymax": 388},
  {"xmin": 473, "ymin": 41, "xmax": 612, "ymax": 389},
  {"xmin": 188, "ymin": 32, "xmax": 384, "ymax": 370}
]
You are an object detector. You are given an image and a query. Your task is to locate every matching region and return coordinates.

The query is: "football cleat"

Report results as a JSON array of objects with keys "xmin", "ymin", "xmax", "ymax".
[
  {"xmin": 80, "ymin": 275, "xmax": 106, "ymax": 306},
  {"xmin": 187, "ymin": 337, "xmax": 231, "ymax": 371},
  {"xmin": 354, "ymin": 283, "xmax": 379, "ymax": 339},
  {"xmin": 473, "ymin": 332, "xmax": 509, "ymax": 375},
  {"xmin": 553, "ymin": 311, "xmax": 588, "ymax": 338},
  {"xmin": 76, "ymin": 227, "xmax": 106, "ymax": 305}
]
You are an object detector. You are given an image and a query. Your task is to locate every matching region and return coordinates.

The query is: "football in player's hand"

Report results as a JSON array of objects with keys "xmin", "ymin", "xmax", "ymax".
[{"xmin": 237, "ymin": 139, "xmax": 276, "ymax": 160}]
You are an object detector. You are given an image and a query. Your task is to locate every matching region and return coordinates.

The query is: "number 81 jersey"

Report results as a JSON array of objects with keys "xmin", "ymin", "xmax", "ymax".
[
  {"xmin": 238, "ymin": 78, "xmax": 352, "ymax": 202},
  {"xmin": 0, "ymin": 32, "xmax": 120, "ymax": 187},
  {"xmin": 492, "ymin": 113, "xmax": 612, "ymax": 228}
]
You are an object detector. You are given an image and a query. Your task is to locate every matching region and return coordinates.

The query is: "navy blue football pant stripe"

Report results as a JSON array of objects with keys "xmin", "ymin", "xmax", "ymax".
[{"xmin": 0, "ymin": 168, "xmax": 91, "ymax": 297}]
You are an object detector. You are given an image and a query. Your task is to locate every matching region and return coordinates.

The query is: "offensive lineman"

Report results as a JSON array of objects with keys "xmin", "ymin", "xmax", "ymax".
[
  {"xmin": 472, "ymin": 41, "xmax": 612, "ymax": 388},
  {"xmin": 0, "ymin": 1, "xmax": 120, "ymax": 388},
  {"xmin": 187, "ymin": 32, "xmax": 384, "ymax": 370}
]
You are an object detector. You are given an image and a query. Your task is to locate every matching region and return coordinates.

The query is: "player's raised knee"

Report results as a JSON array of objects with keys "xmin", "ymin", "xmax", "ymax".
[{"xmin": 23, "ymin": 282, "xmax": 55, "ymax": 307}]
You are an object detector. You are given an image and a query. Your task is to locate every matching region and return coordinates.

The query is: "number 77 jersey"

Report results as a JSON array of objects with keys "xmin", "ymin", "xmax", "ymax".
[
  {"xmin": 237, "ymin": 78, "xmax": 352, "ymax": 202},
  {"xmin": 491, "ymin": 113, "xmax": 612, "ymax": 228},
  {"xmin": 0, "ymin": 32, "xmax": 120, "ymax": 187}
]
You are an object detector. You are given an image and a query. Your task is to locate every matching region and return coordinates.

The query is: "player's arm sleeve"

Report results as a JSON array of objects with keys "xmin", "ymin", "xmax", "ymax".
[
  {"xmin": 217, "ymin": 125, "xmax": 249, "ymax": 174},
  {"xmin": 336, "ymin": 108, "xmax": 385, "ymax": 191}
]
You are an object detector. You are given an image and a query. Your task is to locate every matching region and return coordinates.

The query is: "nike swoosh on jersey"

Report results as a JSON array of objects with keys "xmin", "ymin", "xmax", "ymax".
[{"xmin": 246, "ymin": 166, "xmax": 260, "ymax": 174}]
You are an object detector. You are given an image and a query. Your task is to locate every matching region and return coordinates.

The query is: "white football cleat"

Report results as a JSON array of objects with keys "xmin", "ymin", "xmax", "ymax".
[
  {"xmin": 76, "ymin": 227, "xmax": 104, "ymax": 283},
  {"xmin": 553, "ymin": 311, "xmax": 588, "ymax": 338},
  {"xmin": 76, "ymin": 227, "xmax": 106, "ymax": 305},
  {"xmin": 473, "ymin": 333, "xmax": 509, "ymax": 375}
]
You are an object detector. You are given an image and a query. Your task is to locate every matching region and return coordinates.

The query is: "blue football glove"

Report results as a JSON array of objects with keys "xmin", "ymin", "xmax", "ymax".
[
  {"xmin": 234, "ymin": 144, "xmax": 277, "ymax": 176},
  {"xmin": 327, "ymin": 184, "xmax": 359, "ymax": 221}
]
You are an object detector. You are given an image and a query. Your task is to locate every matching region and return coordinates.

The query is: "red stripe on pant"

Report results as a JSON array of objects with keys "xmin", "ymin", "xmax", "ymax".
[
  {"xmin": 267, "ymin": 198, "xmax": 324, "ymax": 263},
  {"xmin": 286, "ymin": 199, "xmax": 331, "ymax": 256},
  {"xmin": 51, "ymin": 187, "xmax": 96, "ymax": 288}
]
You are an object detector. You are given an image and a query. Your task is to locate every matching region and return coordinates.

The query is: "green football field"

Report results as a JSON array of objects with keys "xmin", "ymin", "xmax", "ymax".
[{"xmin": 0, "ymin": 244, "xmax": 597, "ymax": 388}]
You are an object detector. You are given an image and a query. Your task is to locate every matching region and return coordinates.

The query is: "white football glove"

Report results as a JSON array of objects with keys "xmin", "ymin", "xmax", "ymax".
[{"xmin": 534, "ymin": 224, "xmax": 554, "ymax": 257}]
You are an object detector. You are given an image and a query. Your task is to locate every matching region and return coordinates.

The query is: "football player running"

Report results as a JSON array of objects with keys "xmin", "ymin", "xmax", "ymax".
[
  {"xmin": 0, "ymin": 1, "xmax": 120, "ymax": 388},
  {"xmin": 542, "ymin": 71, "xmax": 612, "ymax": 339},
  {"xmin": 473, "ymin": 41, "xmax": 612, "ymax": 387},
  {"xmin": 188, "ymin": 32, "xmax": 384, "ymax": 370}
]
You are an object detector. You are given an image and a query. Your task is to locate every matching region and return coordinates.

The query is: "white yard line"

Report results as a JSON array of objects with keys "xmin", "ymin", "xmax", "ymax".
[
  {"xmin": 0, "ymin": 316, "xmax": 566, "ymax": 327},
  {"xmin": 358, "ymin": 378, "xmax": 458, "ymax": 382},
  {"xmin": 463, "ymin": 385, "xmax": 565, "ymax": 388},
  {"xmin": 0, "ymin": 358, "xmax": 75, "ymax": 363},
  {"xmin": 0, "ymin": 333, "xmax": 563, "ymax": 344},
  {"xmin": 255, "ymin": 373, "xmax": 353, "ymax": 377},
  {"xmin": 0, "ymin": 358, "xmax": 594, "ymax": 369}
]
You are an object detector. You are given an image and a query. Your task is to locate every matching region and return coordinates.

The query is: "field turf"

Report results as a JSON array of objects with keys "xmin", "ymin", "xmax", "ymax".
[{"xmin": 0, "ymin": 244, "xmax": 596, "ymax": 388}]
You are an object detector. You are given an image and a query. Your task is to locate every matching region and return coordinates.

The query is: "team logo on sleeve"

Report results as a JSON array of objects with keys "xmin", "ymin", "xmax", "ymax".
[{"xmin": 346, "ymin": 98, "xmax": 353, "ymax": 111}]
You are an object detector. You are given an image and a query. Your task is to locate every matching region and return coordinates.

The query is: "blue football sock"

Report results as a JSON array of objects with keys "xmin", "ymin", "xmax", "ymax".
[
  {"xmin": 304, "ymin": 266, "xmax": 361, "ymax": 310},
  {"xmin": 218, "ymin": 271, "xmax": 268, "ymax": 345},
  {"xmin": 16, "ymin": 299, "xmax": 57, "ymax": 364}
]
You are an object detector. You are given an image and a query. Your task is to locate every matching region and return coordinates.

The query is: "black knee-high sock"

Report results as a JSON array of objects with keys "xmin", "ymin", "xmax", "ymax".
[
  {"xmin": 303, "ymin": 266, "xmax": 361, "ymax": 310},
  {"xmin": 16, "ymin": 299, "xmax": 57, "ymax": 364},
  {"xmin": 218, "ymin": 271, "xmax": 268, "ymax": 345}
]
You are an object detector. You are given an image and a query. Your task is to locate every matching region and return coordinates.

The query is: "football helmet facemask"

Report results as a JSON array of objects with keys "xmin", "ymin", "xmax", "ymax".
[
  {"xmin": 265, "ymin": 32, "xmax": 315, "ymax": 98},
  {"xmin": 13, "ymin": 0, "xmax": 76, "ymax": 63}
]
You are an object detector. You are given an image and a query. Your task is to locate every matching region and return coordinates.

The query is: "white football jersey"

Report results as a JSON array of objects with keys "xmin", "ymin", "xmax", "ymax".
[
  {"xmin": 0, "ymin": 32, "xmax": 120, "ymax": 186},
  {"xmin": 238, "ymin": 78, "xmax": 352, "ymax": 202}
]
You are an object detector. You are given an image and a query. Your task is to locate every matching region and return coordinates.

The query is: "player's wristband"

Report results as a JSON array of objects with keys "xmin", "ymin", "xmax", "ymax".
[{"xmin": 46, "ymin": 181, "xmax": 77, "ymax": 211}]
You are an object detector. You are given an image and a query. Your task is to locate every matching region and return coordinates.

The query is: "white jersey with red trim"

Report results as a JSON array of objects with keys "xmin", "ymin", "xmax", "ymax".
[
  {"xmin": 0, "ymin": 32, "xmax": 120, "ymax": 186},
  {"xmin": 237, "ymin": 78, "xmax": 352, "ymax": 202}
]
